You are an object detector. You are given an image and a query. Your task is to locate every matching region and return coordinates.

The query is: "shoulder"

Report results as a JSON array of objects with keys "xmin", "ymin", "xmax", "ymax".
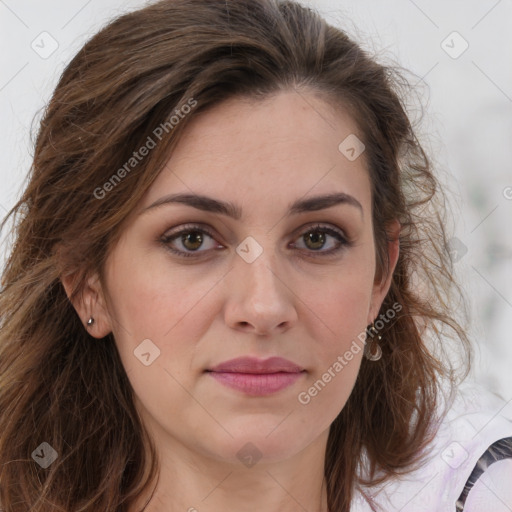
[
  {"xmin": 352, "ymin": 381, "xmax": 512, "ymax": 512},
  {"xmin": 457, "ymin": 436, "xmax": 512, "ymax": 512}
]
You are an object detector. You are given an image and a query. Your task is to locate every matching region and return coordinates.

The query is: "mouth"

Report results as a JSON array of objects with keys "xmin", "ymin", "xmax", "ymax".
[
  {"xmin": 205, "ymin": 356, "xmax": 306, "ymax": 396},
  {"xmin": 206, "ymin": 370, "xmax": 306, "ymax": 396},
  {"xmin": 207, "ymin": 356, "xmax": 305, "ymax": 374}
]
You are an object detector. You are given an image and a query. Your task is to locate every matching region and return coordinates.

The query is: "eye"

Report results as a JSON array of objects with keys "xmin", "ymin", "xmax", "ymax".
[
  {"xmin": 290, "ymin": 224, "xmax": 350, "ymax": 256},
  {"xmin": 160, "ymin": 223, "xmax": 351, "ymax": 259},
  {"xmin": 160, "ymin": 224, "xmax": 222, "ymax": 257}
]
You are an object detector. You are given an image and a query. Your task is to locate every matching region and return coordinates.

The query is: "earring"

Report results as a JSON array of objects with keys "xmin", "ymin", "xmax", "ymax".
[
  {"xmin": 86, "ymin": 317, "xmax": 95, "ymax": 327},
  {"xmin": 364, "ymin": 322, "xmax": 382, "ymax": 361}
]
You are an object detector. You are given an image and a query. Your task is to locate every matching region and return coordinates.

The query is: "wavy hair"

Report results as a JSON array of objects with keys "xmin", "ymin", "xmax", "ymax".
[{"xmin": 0, "ymin": 1, "xmax": 471, "ymax": 510}]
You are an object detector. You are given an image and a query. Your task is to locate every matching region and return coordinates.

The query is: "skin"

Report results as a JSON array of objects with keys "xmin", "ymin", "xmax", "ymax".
[{"xmin": 63, "ymin": 89, "xmax": 399, "ymax": 512}]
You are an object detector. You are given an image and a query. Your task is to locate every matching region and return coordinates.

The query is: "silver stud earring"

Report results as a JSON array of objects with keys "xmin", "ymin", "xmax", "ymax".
[
  {"xmin": 364, "ymin": 322, "xmax": 382, "ymax": 361},
  {"xmin": 86, "ymin": 317, "xmax": 95, "ymax": 327}
]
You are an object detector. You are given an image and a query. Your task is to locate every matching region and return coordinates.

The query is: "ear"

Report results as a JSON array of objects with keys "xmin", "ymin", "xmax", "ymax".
[
  {"xmin": 368, "ymin": 219, "xmax": 400, "ymax": 324},
  {"xmin": 60, "ymin": 271, "xmax": 113, "ymax": 338}
]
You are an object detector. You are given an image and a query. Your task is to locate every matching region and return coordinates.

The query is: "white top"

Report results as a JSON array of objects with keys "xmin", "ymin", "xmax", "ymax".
[
  {"xmin": 351, "ymin": 381, "xmax": 512, "ymax": 512},
  {"xmin": 464, "ymin": 460, "xmax": 512, "ymax": 511}
]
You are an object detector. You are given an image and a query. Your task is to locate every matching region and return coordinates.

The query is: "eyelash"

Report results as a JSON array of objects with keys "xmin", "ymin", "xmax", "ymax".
[{"xmin": 160, "ymin": 223, "xmax": 351, "ymax": 259}]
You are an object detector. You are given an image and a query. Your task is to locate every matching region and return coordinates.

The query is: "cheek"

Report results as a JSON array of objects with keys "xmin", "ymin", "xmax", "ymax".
[
  {"xmin": 105, "ymin": 242, "xmax": 220, "ymax": 328},
  {"xmin": 103, "ymin": 251, "xmax": 223, "ymax": 430},
  {"xmin": 291, "ymin": 287, "xmax": 368, "ymax": 428},
  {"xmin": 103, "ymin": 247, "xmax": 223, "ymax": 378},
  {"xmin": 294, "ymin": 254, "xmax": 374, "ymax": 401},
  {"xmin": 299, "ymin": 254, "xmax": 375, "ymax": 339}
]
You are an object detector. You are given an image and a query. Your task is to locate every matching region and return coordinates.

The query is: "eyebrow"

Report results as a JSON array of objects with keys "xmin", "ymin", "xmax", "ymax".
[{"xmin": 141, "ymin": 191, "xmax": 363, "ymax": 219}]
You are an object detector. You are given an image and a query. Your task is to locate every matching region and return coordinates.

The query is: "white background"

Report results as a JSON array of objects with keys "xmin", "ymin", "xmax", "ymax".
[{"xmin": 1, "ymin": 0, "xmax": 511, "ymax": 398}]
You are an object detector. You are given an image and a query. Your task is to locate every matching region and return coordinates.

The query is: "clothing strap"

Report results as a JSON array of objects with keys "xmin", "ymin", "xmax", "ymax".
[{"xmin": 455, "ymin": 436, "xmax": 512, "ymax": 511}]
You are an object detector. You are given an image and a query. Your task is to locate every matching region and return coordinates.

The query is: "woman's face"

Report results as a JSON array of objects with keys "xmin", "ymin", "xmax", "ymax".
[{"xmin": 84, "ymin": 90, "xmax": 397, "ymax": 466}]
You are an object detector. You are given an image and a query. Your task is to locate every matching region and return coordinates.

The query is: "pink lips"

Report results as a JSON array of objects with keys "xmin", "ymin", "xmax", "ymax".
[{"xmin": 206, "ymin": 356, "xmax": 306, "ymax": 396}]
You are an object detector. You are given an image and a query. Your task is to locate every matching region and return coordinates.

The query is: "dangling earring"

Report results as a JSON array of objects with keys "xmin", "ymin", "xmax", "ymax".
[
  {"xmin": 86, "ymin": 317, "xmax": 95, "ymax": 328},
  {"xmin": 364, "ymin": 322, "xmax": 382, "ymax": 361}
]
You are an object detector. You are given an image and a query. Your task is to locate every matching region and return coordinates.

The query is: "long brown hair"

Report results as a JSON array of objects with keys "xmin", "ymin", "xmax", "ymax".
[{"xmin": 0, "ymin": 1, "xmax": 471, "ymax": 510}]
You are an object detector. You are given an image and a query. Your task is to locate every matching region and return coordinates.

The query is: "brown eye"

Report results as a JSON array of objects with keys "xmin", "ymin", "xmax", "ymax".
[
  {"xmin": 161, "ymin": 225, "xmax": 222, "ymax": 258},
  {"xmin": 290, "ymin": 224, "xmax": 350, "ymax": 256},
  {"xmin": 303, "ymin": 231, "xmax": 326, "ymax": 250},
  {"xmin": 181, "ymin": 231, "xmax": 204, "ymax": 250}
]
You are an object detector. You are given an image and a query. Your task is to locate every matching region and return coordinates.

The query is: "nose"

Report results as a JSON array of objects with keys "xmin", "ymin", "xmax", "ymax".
[{"xmin": 223, "ymin": 249, "xmax": 298, "ymax": 336}]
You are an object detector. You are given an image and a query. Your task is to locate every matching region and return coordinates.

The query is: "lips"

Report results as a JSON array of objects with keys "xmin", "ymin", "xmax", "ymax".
[
  {"xmin": 207, "ymin": 356, "xmax": 304, "ymax": 374},
  {"xmin": 206, "ymin": 356, "xmax": 306, "ymax": 396}
]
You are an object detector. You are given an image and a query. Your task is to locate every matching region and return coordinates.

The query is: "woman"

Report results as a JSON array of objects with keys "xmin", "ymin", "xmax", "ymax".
[{"xmin": 0, "ymin": 0, "xmax": 510, "ymax": 511}]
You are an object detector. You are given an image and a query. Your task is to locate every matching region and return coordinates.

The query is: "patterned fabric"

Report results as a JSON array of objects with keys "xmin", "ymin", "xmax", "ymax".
[
  {"xmin": 350, "ymin": 382, "xmax": 512, "ymax": 512},
  {"xmin": 456, "ymin": 436, "xmax": 512, "ymax": 511}
]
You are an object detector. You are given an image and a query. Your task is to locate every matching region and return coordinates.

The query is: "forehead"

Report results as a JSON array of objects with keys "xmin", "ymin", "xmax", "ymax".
[{"xmin": 142, "ymin": 89, "xmax": 371, "ymax": 215}]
